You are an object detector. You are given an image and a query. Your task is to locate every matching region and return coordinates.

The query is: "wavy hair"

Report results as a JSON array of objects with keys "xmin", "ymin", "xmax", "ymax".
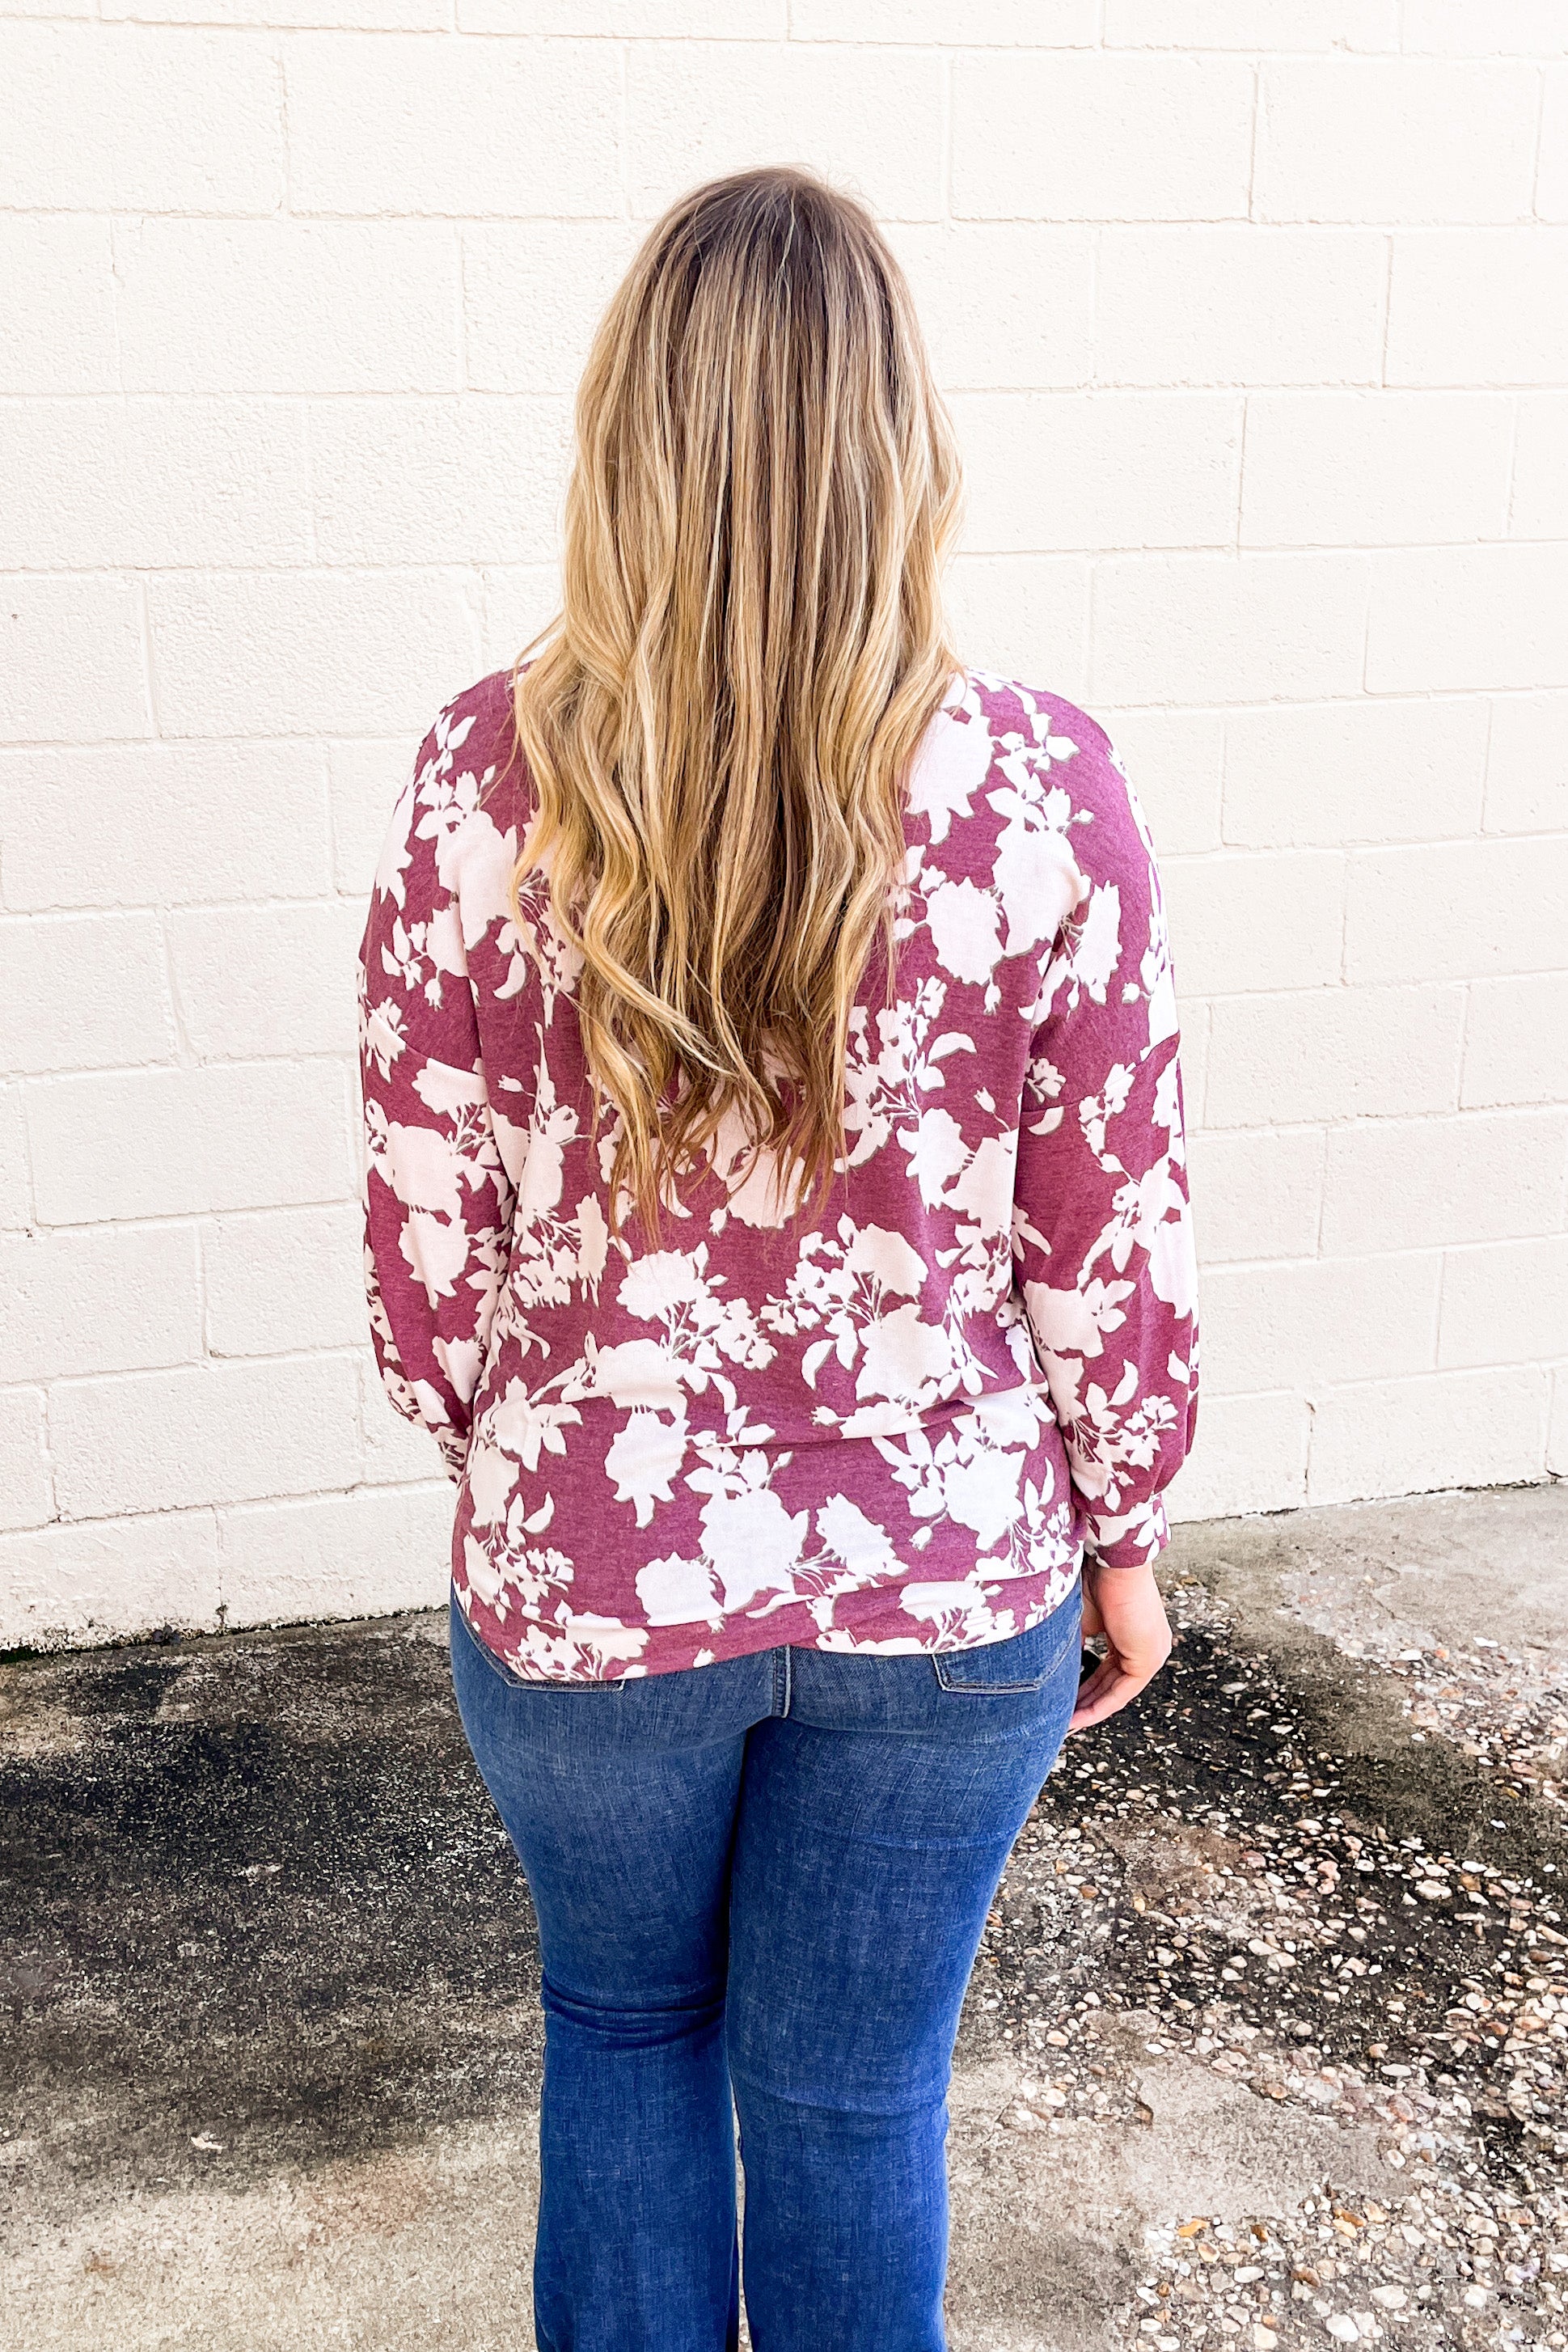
[{"xmin": 511, "ymin": 165, "xmax": 963, "ymax": 1232}]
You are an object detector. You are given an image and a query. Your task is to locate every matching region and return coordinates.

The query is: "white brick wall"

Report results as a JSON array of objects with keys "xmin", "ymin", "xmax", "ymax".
[{"xmin": 2, "ymin": 3, "xmax": 1564, "ymax": 1648}]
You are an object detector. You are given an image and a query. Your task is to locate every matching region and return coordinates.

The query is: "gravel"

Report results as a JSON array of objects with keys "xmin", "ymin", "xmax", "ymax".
[{"xmin": 969, "ymin": 1574, "xmax": 1568, "ymax": 2350}]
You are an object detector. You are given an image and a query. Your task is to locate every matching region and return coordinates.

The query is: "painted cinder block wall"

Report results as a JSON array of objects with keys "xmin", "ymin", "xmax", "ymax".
[{"xmin": 2, "ymin": 0, "xmax": 1566, "ymax": 1649}]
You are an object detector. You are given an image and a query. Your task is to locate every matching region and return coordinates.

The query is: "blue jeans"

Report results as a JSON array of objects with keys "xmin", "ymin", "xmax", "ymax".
[{"xmin": 449, "ymin": 1580, "xmax": 1084, "ymax": 2352}]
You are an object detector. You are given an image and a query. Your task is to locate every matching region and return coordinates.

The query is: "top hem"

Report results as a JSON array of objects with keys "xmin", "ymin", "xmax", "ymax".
[{"xmin": 454, "ymin": 1549, "xmax": 1085, "ymax": 1685}]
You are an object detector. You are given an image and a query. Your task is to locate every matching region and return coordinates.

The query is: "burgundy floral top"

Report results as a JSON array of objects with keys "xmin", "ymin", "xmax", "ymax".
[{"xmin": 358, "ymin": 665, "xmax": 1199, "ymax": 1682}]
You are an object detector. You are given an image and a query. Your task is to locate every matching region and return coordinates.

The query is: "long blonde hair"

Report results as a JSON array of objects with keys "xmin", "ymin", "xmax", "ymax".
[{"xmin": 511, "ymin": 166, "xmax": 963, "ymax": 1232}]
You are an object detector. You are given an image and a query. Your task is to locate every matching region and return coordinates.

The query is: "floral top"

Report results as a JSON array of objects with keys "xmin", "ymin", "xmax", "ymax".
[{"xmin": 358, "ymin": 665, "xmax": 1199, "ymax": 1682}]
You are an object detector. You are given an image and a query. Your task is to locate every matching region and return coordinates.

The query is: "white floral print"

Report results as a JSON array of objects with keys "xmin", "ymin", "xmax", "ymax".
[{"xmin": 358, "ymin": 666, "xmax": 1199, "ymax": 1681}]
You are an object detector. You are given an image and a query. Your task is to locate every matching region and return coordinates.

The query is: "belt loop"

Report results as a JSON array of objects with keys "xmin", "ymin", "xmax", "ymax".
[{"xmin": 774, "ymin": 1644, "xmax": 792, "ymax": 1718}]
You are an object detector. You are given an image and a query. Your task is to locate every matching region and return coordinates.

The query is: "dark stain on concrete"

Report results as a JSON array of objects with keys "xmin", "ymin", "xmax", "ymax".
[
  {"xmin": 964, "ymin": 1567, "xmax": 1566, "ymax": 2196},
  {"xmin": 1, "ymin": 1616, "xmax": 542, "ymax": 2227},
  {"xmin": 3, "ymin": 1556, "xmax": 1564, "ymax": 2244}
]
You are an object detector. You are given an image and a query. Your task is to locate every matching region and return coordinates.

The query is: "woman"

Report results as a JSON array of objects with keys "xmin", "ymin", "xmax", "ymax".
[{"xmin": 358, "ymin": 166, "xmax": 1198, "ymax": 2352}]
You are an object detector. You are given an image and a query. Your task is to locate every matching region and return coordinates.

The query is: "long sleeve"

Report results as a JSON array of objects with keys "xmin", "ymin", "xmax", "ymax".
[
  {"xmin": 357, "ymin": 716, "xmax": 519, "ymax": 1481},
  {"xmin": 1010, "ymin": 728, "xmax": 1199, "ymax": 1571}
]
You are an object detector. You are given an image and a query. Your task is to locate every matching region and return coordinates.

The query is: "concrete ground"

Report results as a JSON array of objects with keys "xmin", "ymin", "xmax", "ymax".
[{"xmin": 3, "ymin": 1483, "xmax": 1566, "ymax": 2351}]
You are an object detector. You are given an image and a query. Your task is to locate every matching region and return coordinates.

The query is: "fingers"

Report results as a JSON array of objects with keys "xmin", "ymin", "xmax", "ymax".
[
  {"xmin": 1066, "ymin": 1643, "xmax": 1172, "ymax": 1733},
  {"xmin": 1067, "ymin": 1562, "xmax": 1174, "ymax": 1735},
  {"xmin": 1067, "ymin": 1667, "xmax": 1140, "ymax": 1731}
]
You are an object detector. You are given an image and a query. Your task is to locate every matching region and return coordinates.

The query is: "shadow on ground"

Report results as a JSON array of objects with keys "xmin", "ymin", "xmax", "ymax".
[{"xmin": 2, "ymin": 1485, "xmax": 1566, "ymax": 2350}]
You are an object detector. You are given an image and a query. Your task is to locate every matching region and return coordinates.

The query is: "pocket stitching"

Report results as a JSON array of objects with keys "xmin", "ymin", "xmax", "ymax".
[
  {"xmin": 933, "ymin": 1662, "xmax": 1050, "ymax": 1694},
  {"xmin": 931, "ymin": 1603, "xmax": 1080, "ymax": 1694},
  {"xmin": 488, "ymin": 1648, "xmax": 627, "ymax": 1693},
  {"xmin": 454, "ymin": 1599, "xmax": 623, "ymax": 1694}
]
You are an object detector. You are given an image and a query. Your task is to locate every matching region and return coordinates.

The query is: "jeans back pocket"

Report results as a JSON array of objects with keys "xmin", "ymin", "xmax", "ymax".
[
  {"xmin": 450, "ymin": 1588, "xmax": 626, "ymax": 1694},
  {"xmin": 931, "ymin": 1591, "xmax": 1081, "ymax": 1694}
]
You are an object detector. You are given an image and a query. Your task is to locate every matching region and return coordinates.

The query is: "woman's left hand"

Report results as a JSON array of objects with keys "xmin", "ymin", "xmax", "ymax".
[{"xmin": 1067, "ymin": 1562, "xmax": 1173, "ymax": 1733}]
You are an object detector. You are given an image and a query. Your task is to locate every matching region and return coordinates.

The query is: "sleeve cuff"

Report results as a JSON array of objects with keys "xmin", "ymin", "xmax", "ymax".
[{"xmin": 1082, "ymin": 1494, "xmax": 1171, "ymax": 1572}]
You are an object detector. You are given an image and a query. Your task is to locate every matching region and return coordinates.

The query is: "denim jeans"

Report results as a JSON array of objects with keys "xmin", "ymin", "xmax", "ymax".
[{"xmin": 449, "ymin": 1580, "xmax": 1084, "ymax": 2352}]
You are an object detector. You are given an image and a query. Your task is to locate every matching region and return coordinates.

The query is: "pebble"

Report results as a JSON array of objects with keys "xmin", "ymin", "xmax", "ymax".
[{"xmin": 970, "ymin": 1579, "xmax": 1568, "ymax": 2352}]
